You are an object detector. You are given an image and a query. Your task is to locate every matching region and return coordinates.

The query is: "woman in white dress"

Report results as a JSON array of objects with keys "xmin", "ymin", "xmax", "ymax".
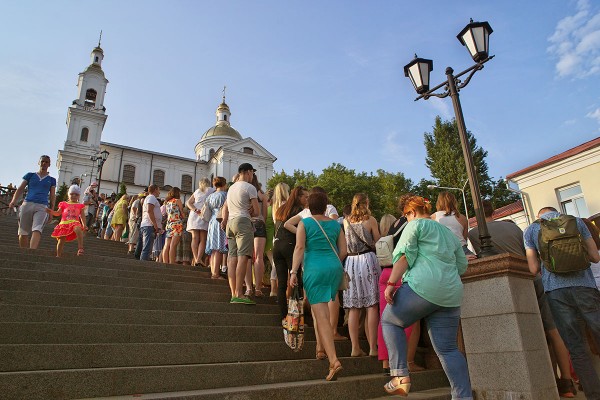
[
  {"xmin": 431, "ymin": 191, "xmax": 474, "ymax": 257},
  {"xmin": 186, "ymin": 177, "xmax": 215, "ymax": 266}
]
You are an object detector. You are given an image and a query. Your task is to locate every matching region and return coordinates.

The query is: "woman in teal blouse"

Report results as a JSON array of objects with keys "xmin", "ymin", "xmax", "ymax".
[{"xmin": 380, "ymin": 196, "xmax": 472, "ymax": 399}]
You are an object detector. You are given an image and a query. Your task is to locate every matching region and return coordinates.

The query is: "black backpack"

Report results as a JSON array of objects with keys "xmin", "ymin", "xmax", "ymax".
[{"xmin": 537, "ymin": 214, "xmax": 589, "ymax": 274}]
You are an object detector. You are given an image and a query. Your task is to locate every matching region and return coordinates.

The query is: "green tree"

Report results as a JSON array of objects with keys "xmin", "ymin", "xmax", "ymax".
[
  {"xmin": 117, "ymin": 182, "xmax": 127, "ymax": 200},
  {"xmin": 55, "ymin": 183, "xmax": 69, "ymax": 206},
  {"xmin": 424, "ymin": 116, "xmax": 493, "ymax": 215},
  {"xmin": 370, "ymin": 169, "xmax": 413, "ymax": 217},
  {"xmin": 490, "ymin": 177, "xmax": 520, "ymax": 209}
]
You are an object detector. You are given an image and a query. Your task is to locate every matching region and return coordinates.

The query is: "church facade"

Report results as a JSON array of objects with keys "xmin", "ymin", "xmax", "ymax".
[{"xmin": 56, "ymin": 44, "xmax": 276, "ymax": 199}]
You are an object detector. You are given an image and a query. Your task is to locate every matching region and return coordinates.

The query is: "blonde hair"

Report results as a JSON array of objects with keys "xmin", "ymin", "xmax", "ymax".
[
  {"xmin": 436, "ymin": 191, "xmax": 460, "ymax": 217},
  {"xmin": 349, "ymin": 193, "xmax": 371, "ymax": 222},
  {"xmin": 272, "ymin": 183, "xmax": 290, "ymax": 218},
  {"xmin": 198, "ymin": 177, "xmax": 211, "ymax": 192},
  {"xmin": 379, "ymin": 214, "xmax": 396, "ymax": 236}
]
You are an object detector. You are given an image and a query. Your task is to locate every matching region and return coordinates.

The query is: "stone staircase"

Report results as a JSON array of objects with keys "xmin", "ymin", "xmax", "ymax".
[{"xmin": 0, "ymin": 214, "xmax": 450, "ymax": 399}]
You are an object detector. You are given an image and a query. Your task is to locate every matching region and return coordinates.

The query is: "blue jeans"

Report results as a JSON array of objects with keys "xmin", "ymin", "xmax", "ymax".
[
  {"xmin": 547, "ymin": 287, "xmax": 600, "ymax": 400},
  {"xmin": 139, "ymin": 226, "xmax": 156, "ymax": 261},
  {"xmin": 134, "ymin": 222, "xmax": 143, "ymax": 259},
  {"xmin": 381, "ymin": 283, "xmax": 473, "ymax": 400}
]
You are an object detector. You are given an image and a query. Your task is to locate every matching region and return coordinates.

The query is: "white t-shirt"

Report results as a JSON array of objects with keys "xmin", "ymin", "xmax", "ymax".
[
  {"xmin": 141, "ymin": 194, "xmax": 163, "ymax": 229},
  {"xmin": 227, "ymin": 181, "xmax": 258, "ymax": 219},
  {"xmin": 298, "ymin": 204, "xmax": 338, "ymax": 219}
]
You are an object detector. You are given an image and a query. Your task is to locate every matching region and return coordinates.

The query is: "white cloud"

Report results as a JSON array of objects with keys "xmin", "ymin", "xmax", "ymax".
[
  {"xmin": 427, "ymin": 97, "xmax": 453, "ymax": 119},
  {"xmin": 587, "ymin": 107, "xmax": 600, "ymax": 125},
  {"xmin": 548, "ymin": 0, "xmax": 600, "ymax": 78},
  {"xmin": 381, "ymin": 131, "xmax": 414, "ymax": 166}
]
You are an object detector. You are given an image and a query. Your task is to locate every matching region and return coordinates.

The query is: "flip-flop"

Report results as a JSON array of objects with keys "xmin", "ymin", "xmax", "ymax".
[{"xmin": 325, "ymin": 362, "xmax": 343, "ymax": 381}]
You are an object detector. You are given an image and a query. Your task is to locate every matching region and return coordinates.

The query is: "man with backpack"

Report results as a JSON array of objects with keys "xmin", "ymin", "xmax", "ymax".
[{"xmin": 524, "ymin": 206, "xmax": 600, "ymax": 400}]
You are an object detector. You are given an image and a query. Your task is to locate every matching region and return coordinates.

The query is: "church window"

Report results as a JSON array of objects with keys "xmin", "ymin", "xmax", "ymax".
[
  {"xmin": 209, "ymin": 148, "xmax": 215, "ymax": 158},
  {"xmin": 85, "ymin": 89, "xmax": 97, "ymax": 107},
  {"xmin": 94, "ymin": 56, "xmax": 99, "ymax": 63},
  {"xmin": 153, "ymin": 170, "xmax": 165, "ymax": 188},
  {"xmin": 181, "ymin": 175, "xmax": 193, "ymax": 193},
  {"xmin": 243, "ymin": 147, "xmax": 254, "ymax": 154},
  {"xmin": 80, "ymin": 127, "xmax": 89, "ymax": 142},
  {"xmin": 224, "ymin": 115, "xmax": 227, "ymax": 121},
  {"xmin": 122, "ymin": 165, "xmax": 136, "ymax": 185}
]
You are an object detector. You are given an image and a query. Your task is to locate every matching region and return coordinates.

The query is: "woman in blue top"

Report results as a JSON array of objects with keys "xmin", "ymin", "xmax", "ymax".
[
  {"xmin": 381, "ymin": 196, "xmax": 471, "ymax": 399},
  {"xmin": 290, "ymin": 191, "xmax": 347, "ymax": 382},
  {"xmin": 9, "ymin": 155, "xmax": 56, "ymax": 249}
]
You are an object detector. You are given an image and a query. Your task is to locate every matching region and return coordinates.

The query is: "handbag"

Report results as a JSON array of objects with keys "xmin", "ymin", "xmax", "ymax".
[
  {"xmin": 200, "ymin": 203, "xmax": 212, "ymax": 222},
  {"xmin": 283, "ymin": 285, "xmax": 305, "ymax": 352},
  {"xmin": 375, "ymin": 220, "xmax": 407, "ymax": 266},
  {"xmin": 310, "ymin": 217, "xmax": 350, "ymax": 291}
]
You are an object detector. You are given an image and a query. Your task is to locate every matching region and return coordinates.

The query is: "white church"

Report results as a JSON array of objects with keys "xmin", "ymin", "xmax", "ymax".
[{"xmin": 56, "ymin": 43, "xmax": 276, "ymax": 199}]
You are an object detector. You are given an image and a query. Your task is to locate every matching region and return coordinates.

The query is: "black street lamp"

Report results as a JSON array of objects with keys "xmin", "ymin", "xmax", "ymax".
[
  {"xmin": 404, "ymin": 19, "xmax": 497, "ymax": 258},
  {"xmin": 90, "ymin": 149, "xmax": 110, "ymax": 195}
]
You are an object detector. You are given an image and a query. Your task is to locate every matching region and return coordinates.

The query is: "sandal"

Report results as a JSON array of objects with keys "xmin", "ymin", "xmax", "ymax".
[
  {"xmin": 77, "ymin": 248, "xmax": 85, "ymax": 256},
  {"xmin": 254, "ymin": 290, "xmax": 264, "ymax": 298},
  {"xmin": 316, "ymin": 350, "xmax": 327, "ymax": 360},
  {"xmin": 325, "ymin": 361, "xmax": 342, "ymax": 381},
  {"xmin": 384, "ymin": 376, "xmax": 411, "ymax": 396},
  {"xmin": 351, "ymin": 350, "xmax": 367, "ymax": 357},
  {"xmin": 211, "ymin": 275, "xmax": 225, "ymax": 280}
]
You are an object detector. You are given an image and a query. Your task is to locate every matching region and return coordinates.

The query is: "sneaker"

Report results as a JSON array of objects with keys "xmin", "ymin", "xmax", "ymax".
[{"xmin": 230, "ymin": 296, "xmax": 256, "ymax": 305}]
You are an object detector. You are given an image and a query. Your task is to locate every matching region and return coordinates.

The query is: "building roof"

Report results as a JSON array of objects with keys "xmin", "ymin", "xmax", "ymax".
[
  {"xmin": 100, "ymin": 141, "xmax": 205, "ymax": 163},
  {"xmin": 468, "ymin": 200, "xmax": 524, "ymax": 228},
  {"xmin": 506, "ymin": 136, "xmax": 600, "ymax": 180}
]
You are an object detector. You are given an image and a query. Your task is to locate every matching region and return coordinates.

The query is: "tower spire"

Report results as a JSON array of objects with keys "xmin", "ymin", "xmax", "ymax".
[
  {"xmin": 222, "ymin": 85, "xmax": 226, "ymax": 103},
  {"xmin": 98, "ymin": 30, "xmax": 102, "ymax": 47}
]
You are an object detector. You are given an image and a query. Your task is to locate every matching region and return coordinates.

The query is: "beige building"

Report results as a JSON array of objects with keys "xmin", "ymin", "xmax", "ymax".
[{"xmin": 506, "ymin": 137, "xmax": 600, "ymax": 222}]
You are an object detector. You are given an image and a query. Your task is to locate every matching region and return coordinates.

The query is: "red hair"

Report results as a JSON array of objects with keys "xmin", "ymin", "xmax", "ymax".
[{"xmin": 403, "ymin": 196, "xmax": 432, "ymax": 216}]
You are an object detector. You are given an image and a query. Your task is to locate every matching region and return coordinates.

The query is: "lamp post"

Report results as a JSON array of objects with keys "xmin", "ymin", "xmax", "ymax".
[
  {"xmin": 90, "ymin": 149, "xmax": 110, "ymax": 196},
  {"xmin": 404, "ymin": 19, "xmax": 496, "ymax": 257},
  {"xmin": 427, "ymin": 180, "xmax": 469, "ymax": 222}
]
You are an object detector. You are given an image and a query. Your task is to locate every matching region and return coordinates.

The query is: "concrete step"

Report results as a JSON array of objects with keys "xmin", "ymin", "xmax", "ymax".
[
  {"xmin": 0, "ymin": 278, "xmax": 232, "ymax": 302},
  {"xmin": 367, "ymin": 387, "xmax": 451, "ymax": 400},
  {"xmin": 0, "ymin": 257, "xmax": 226, "ymax": 287},
  {"xmin": 78, "ymin": 374, "xmax": 449, "ymax": 400},
  {"xmin": 0, "ymin": 360, "xmax": 447, "ymax": 400},
  {"xmin": 0, "ymin": 322, "xmax": 308, "ymax": 344},
  {"xmin": 0, "ymin": 304, "xmax": 280, "ymax": 325},
  {"xmin": 0, "ymin": 290, "xmax": 279, "ymax": 314},
  {"xmin": 0, "ymin": 340, "xmax": 360, "ymax": 371},
  {"xmin": 0, "ymin": 265, "xmax": 231, "ymax": 293}
]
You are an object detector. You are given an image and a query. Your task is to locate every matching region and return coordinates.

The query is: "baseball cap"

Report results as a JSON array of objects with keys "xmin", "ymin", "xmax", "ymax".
[{"xmin": 238, "ymin": 163, "xmax": 256, "ymax": 173}]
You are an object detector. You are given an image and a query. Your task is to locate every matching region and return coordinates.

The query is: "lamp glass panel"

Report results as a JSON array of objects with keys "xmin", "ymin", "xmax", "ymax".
[
  {"xmin": 472, "ymin": 26, "xmax": 486, "ymax": 53},
  {"xmin": 462, "ymin": 31, "xmax": 477, "ymax": 57},
  {"xmin": 409, "ymin": 63, "xmax": 423, "ymax": 88},
  {"xmin": 419, "ymin": 62, "xmax": 430, "ymax": 85}
]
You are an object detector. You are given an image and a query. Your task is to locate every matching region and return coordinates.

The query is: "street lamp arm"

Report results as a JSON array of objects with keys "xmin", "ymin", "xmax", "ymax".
[{"xmin": 415, "ymin": 55, "xmax": 494, "ymax": 101}]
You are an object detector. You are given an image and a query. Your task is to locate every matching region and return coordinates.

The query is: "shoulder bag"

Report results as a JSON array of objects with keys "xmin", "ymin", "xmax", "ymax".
[
  {"xmin": 311, "ymin": 217, "xmax": 350, "ymax": 290},
  {"xmin": 375, "ymin": 220, "xmax": 408, "ymax": 267}
]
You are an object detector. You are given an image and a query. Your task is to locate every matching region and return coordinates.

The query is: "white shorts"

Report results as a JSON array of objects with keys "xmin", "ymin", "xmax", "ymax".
[{"xmin": 18, "ymin": 201, "xmax": 48, "ymax": 236}]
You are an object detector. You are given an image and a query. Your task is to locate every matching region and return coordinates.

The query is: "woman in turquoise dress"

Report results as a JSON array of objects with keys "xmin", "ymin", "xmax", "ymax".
[{"xmin": 290, "ymin": 191, "xmax": 347, "ymax": 382}]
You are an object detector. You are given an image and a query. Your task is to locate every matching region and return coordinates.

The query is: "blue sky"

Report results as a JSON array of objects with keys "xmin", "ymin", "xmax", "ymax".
[{"xmin": 1, "ymin": 0, "xmax": 599, "ymax": 188}]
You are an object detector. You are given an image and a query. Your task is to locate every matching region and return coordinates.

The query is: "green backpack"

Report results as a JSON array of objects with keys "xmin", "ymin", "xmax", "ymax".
[{"xmin": 537, "ymin": 214, "xmax": 589, "ymax": 274}]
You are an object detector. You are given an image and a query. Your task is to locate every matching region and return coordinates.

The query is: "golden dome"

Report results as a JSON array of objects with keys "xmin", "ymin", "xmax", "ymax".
[{"xmin": 201, "ymin": 124, "xmax": 242, "ymax": 140}]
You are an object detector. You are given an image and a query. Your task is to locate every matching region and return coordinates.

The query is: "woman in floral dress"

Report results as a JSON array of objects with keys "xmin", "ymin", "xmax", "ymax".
[{"xmin": 162, "ymin": 187, "xmax": 185, "ymax": 265}]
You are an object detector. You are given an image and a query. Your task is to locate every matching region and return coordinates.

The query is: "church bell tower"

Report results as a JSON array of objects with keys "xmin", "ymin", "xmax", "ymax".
[{"xmin": 56, "ymin": 34, "xmax": 109, "ymax": 186}]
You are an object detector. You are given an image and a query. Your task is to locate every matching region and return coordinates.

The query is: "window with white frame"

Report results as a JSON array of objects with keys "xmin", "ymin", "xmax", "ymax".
[{"xmin": 557, "ymin": 184, "xmax": 590, "ymax": 218}]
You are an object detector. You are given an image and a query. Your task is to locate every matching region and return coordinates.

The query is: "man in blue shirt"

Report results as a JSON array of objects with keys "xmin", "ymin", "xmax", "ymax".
[
  {"xmin": 524, "ymin": 207, "xmax": 600, "ymax": 400},
  {"xmin": 9, "ymin": 155, "xmax": 56, "ymax": 249}
]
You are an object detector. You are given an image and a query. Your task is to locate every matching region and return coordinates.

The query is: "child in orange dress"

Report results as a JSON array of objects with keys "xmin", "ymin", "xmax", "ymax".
[{"xmin": 46, "ymin": 185, "xmax": 87, "ymax": 257}]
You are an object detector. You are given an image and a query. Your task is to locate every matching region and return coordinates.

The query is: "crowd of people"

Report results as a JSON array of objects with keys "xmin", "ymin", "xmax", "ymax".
[{"xmin": 7, "ymin": 155, "xmax": 600, "ymax": 399}]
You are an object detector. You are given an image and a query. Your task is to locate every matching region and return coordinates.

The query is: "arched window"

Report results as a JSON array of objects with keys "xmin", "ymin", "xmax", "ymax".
[
  {"xmin": 94, "ymin": 56, "xmax": 99, "ymax": 63},
  {"xmin": 85, "ymin": 89, "xmax": 97, "ymax": 107},
  {"xmin": 122, "ymin": 164, "xmax": 136, "ymax": 185},
  {"xmin": 153, "ymin": 170, "xmax": 165, "ymax": 188},
  {"xmin": 224, "ymin": 115, "xmax": 227, "ymax": 121},
  {"xmin": 80, "ymin": 127, "xmax": 89, "ymax": 142},
  {"xmin": 242, "ymin": 147, "xmax": 254, "ymax": 154},
  {"xmin": 181, "ymin": 175, "xmax": 193, "ymax": 193},
  {"xmin": 208, "ymin": 148, "xmax": 215, "ymax": 158}
]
